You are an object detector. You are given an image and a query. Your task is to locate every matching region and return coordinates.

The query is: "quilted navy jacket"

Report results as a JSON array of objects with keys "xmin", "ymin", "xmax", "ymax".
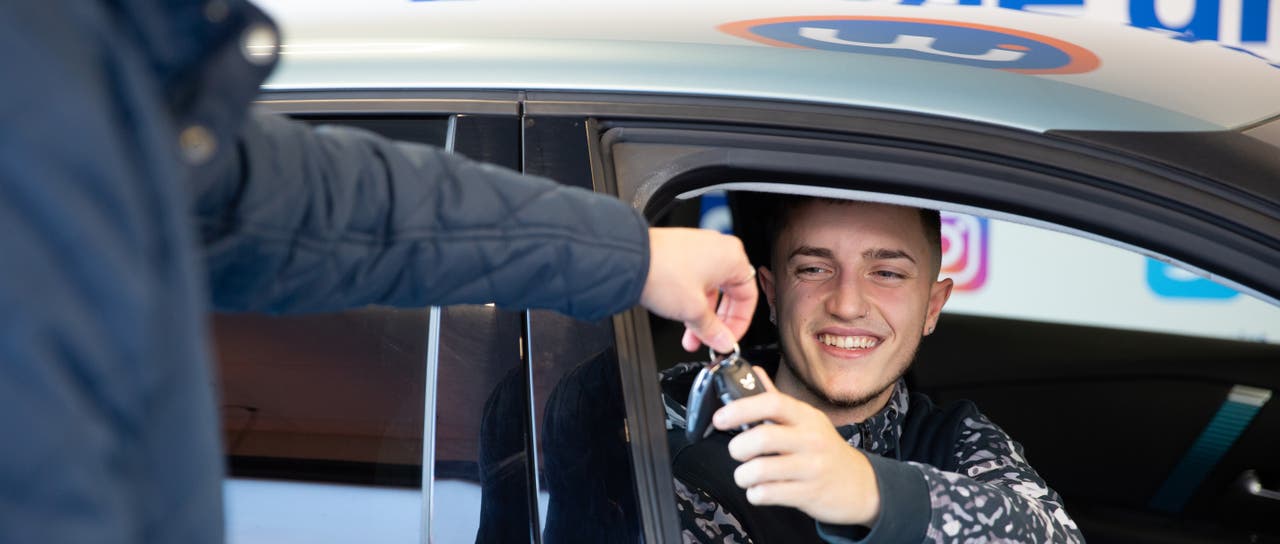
[{"xmin": 0, "ymin": 1, "xmax": 648, "ymax": 543}]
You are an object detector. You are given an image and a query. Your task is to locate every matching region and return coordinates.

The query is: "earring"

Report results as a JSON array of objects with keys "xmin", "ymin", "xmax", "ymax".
[{"xmin": 769, "ymin": 308, "xmax": 776, "ymax": 324}]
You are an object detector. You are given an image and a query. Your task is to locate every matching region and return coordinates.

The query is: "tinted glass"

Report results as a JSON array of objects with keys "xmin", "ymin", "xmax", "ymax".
[
  {"xmin": 440, "ymin": 305, "xmax": 529, "ymax": 543},
  {"xmin": 218, "ymin": 308, "xmax": 428, "ymax": 542},
  {"xmin": 217, "ymin": 115, "xmax": 451, "ymax": 543},
  {"xmin": 528, "ymin": 312, "xmax": 644, "ymax": 542},
  {"xmin": 523, "ymin": 116, "xmax": 648, "ymax": 542}
]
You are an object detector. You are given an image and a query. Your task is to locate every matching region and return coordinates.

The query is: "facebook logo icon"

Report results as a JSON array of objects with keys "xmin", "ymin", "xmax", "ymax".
[{"xmin": 1146, "ymin": 259, "xmax": 1238, "ymax": 300}]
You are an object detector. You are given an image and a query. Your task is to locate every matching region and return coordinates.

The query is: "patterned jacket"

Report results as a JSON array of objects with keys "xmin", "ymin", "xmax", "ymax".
[{"xmin": 660, "ymin": 360, "xmax": 1084, "ymax": 543}]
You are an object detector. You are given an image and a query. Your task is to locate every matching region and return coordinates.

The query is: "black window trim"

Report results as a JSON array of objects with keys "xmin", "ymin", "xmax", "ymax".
[{"xmin": 258, "ymin": 89, "xmax": 520, "ymax": 116}]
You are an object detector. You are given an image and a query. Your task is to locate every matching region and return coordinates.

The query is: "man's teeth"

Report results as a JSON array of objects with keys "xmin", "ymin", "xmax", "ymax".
[{"xmin": 819, "ymin": 334, "xmax": 878, "ymax": 349}]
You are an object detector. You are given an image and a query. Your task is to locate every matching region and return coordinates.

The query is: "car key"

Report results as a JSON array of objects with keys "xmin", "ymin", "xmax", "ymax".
[
  {"xmin": 684, "ymin": 343, "xmax": 766, "ymax": 443},
  {"xmin": 712, "ymin": 352, "xmax": 764, "ymax": 432}
]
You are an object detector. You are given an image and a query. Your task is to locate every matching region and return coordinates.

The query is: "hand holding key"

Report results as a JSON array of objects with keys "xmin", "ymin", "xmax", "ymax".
[
  {"xmin": 711, "ymin": 366, "xmax": 884, "ymax": 527},
  {"xmin": 684, "ymin": 343, "xmax": 766, "ymax": 443}
]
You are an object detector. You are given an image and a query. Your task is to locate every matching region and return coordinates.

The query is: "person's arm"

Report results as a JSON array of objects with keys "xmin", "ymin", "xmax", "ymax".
[
  {"xmin": 195, "ymin": 110, "xmax": 755, "ymax": 350},
  {"xmin": 818, "ymin": 411, "xmax": 1083, "ymax": 544},
  {"xmin": 196, "ymin": 110, "xmax": 649, "ymax": 319}
]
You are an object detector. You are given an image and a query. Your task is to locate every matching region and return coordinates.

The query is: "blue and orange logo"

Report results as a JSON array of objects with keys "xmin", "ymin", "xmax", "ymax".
[{"xmin": 719, "ymin": 16, "xmax": 1099, "ymax": 74}]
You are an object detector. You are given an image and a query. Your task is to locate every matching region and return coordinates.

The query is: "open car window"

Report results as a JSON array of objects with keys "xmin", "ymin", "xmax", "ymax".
[
  {"xmin": 652, "ymin": 186, "xmax": 1279, "ymax": 542},
  {"xmin": 696, "ymin": 191, "xmax": 1280, "ymax": 344},
  {"xmin": 934, "ymin": 213, "xmax": 1279, "ymax": 344}
]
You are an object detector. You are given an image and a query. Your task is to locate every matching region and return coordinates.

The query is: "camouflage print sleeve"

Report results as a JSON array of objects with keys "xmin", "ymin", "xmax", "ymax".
[
  {"xmin": 674, "ymin": 478, "xmax": 754, "ymax": 544},
  {"xmin": 907, "ymin": 413, "xmax": 1083, "ymax": 543}
]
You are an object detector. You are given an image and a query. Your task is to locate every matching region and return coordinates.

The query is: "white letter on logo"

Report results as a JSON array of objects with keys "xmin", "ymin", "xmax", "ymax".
[{"xmin": 799, "ymin": 27, "xmax": 1028, "ymax": 63}]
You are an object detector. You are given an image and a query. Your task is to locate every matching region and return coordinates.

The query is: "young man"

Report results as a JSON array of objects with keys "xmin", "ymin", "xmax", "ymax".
[{"xmin": 664, "ymin": 196, "xmax": 1083, "ymax": 543}]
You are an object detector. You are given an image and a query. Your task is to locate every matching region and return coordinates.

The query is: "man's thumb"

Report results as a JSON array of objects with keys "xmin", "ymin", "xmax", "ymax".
[{"xmin": 684, "ymin": 310, "xmax": 733, "ymax": 353}]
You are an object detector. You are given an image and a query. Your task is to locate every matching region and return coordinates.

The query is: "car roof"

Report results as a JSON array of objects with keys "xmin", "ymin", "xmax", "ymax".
[{"xmin": 257, "ymin": 0, "xmax": 1280, "ymax": 133}]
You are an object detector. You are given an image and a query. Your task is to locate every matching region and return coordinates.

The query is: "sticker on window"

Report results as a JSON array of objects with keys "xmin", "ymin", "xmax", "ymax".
[{"xmin": 940, "ymin": 212, "xmax": 989, "ymax": 291}]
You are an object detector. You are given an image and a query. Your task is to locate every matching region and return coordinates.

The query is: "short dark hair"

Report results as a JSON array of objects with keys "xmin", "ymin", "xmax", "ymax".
[{"xmin": 761, "ymin": 195, "xmax": 943, "ymax": 278}]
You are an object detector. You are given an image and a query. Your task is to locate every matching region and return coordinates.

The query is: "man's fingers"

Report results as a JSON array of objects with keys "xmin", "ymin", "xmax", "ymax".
[
  {"xmin": 682, "ymin": 289, "xmax": 733, "ymax": 352},
  {"xmin": 724, "ymin": 419, "xmax": 805, "ymax": 462},
  {"xmin": 733, "ymin": 454, "xmax": 815, "ymax": 489},
  {"xmin": 713, "ymin": 389, "xmax": 796, "ymax": 430},
  {"xmin": 745, "ymin": 480, "xmax": 811, "ymax": 508},
  {"xmin": 716, "ymin": 267, "xmax": 758, "ymax": 342},
  {"xmin": 641, "ymin": 228, "xmax": 758, "ymax": 353}
]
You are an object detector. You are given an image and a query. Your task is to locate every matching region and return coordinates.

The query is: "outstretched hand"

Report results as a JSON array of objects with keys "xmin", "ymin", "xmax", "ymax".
[
  {"xmin": 712, "ymin": 369, "xmax": 882, "ymax": 527},
  {"xmin": 640, "ymin": 227, "xmax": 757, "ymax": 353}
]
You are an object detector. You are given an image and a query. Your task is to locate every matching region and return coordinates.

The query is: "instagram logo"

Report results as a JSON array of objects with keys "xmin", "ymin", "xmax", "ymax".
[{"xmin": 939, "ymin": 213, "xmax": 988, "ymax": 291}]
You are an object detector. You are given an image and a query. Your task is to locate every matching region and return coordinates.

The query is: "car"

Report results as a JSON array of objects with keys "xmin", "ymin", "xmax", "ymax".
[{"xmin": 214, "ymin": 1, "xmax": 1280, "ymax": 542}]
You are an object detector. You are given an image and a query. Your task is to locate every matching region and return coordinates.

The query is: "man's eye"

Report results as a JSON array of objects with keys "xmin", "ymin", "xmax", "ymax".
[
  {"xmin": 873, "ymin": 270, "xmax": 906, "ymax": 280},
  {"xmin": 796, "ymin": 266, "xmax": 829, "ymax": 277}
]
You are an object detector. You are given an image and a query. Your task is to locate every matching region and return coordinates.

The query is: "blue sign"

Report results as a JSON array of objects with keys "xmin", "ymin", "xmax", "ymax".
[
  {"xmin": 1146, "ymin": 259, "xmax": 1238, "ymax": 300},
  {"xmin": 721, "ymin": 17, "xmax": 1099, "ymax": 74}
]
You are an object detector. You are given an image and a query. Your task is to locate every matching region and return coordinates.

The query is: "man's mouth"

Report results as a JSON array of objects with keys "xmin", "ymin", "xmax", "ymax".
[{"xmin": 817, "ymin": 333, "xmax": 879, "ymax": 350}]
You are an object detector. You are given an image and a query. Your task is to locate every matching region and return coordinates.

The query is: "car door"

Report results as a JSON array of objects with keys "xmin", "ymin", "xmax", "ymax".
[
  {"xmin": 217, "ymin": 94, "xmax": 543, "ymax": 543},
  {"xmin": 528, "ymin": 91, "xmax": 1280, "ymax": 543},
  {"xmin": 218, "ymin": 93, "xmax": 660, "ymax": 543}
]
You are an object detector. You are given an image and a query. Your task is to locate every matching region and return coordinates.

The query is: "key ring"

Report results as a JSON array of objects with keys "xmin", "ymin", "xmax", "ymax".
[{"xmin": 708, "ymin": 341, "xmax": 742, "ymax": 367}]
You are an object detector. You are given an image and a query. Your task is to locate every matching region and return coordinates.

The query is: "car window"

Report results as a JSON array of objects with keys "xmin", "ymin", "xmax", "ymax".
[
  {"xmin": 689, "ymin": 190, "xmax": 1280, "ymax": 344},
  {"xmin": 651, "ymin": 189, "xmax": 1280, "ymax": 541},
  {"xmin": 218, "ymin": 307, "xmax": 429, "ymax": 543},
  {"xmin": 434, "ymin": 305, "xmax": 531, "ymax": 543},
  {"xmin": 218, "ymin": 112, "xmax": 650, "ymax": 543},
  {"xmin": 696, "ymin": 191, "xmax": 1280, "ymax": 344},
  {"xmin": 526, "ymin": 311, "xmax": 645, "ymax": 542},
  {"xmin": 935, "ymin": 213, "xmax": 1280, "ymax": 344},
  {"xmin": 522, "ymin": 115, "xmax": 649, "ymax": 543},
  {"xmin": 216, "ymin": 114, "xmax": 512, "ymax": 544}
]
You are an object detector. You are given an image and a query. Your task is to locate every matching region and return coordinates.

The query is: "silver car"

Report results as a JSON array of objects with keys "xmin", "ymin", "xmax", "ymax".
[{"xmin": 217, "ymin": 2, "xmax": 1280, "ymax": 542}]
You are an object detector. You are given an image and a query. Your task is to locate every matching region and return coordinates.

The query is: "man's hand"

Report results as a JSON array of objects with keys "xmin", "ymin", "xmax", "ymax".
[
  {"xmin": 712, "ymin": 370, "xmax": 881, "ymax": 526},
  {"xmin": 640, "ymin": 227, "xmax": 757, "ymax": 353}
]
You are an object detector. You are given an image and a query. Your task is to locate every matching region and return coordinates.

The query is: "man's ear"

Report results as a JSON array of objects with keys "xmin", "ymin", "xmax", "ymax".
[
  {"xmin": 758, "ymin": 265, "xmax": 776, "ymax": 322},
  {"xmin": 924, "ymin": 277, "xmax": 953, "ymax": 336}
]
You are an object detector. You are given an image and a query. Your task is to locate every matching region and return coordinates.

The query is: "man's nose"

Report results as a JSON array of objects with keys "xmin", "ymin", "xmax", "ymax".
[{"xmin": 825, "ymin": 273, "xmax": 869, "ymax": 321}]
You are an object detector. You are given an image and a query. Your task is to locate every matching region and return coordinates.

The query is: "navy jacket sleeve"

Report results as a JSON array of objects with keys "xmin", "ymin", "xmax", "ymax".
[{"xmin": 194, "ymin": 110, "xmax": 651, "ymax": 320}]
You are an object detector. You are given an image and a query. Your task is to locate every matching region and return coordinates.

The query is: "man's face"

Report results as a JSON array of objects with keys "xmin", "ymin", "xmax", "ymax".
[{"xmin": 760, "ymin": 200, "xmax": 952, "ymax": 413}]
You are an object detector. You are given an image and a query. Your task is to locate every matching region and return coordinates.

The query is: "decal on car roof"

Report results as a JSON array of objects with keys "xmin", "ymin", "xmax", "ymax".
[{"xmin": 719, "ymin": 16, "xmax": 1100, "ymax": 74}]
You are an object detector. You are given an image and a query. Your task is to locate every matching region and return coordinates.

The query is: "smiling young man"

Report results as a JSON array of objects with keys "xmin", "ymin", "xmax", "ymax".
[{"xmin": 663, "ymin": 196, "xmax": 1083, "ymax": 543}]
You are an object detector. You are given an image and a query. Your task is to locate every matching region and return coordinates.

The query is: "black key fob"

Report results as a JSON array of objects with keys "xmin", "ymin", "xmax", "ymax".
[
  {"xmin": 714, "ymin": 355, "xmax": 763, "ymax": 407},
  {"xmin": 685, "ymin": 343, "xmax": 765, "ymax": 443}
]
